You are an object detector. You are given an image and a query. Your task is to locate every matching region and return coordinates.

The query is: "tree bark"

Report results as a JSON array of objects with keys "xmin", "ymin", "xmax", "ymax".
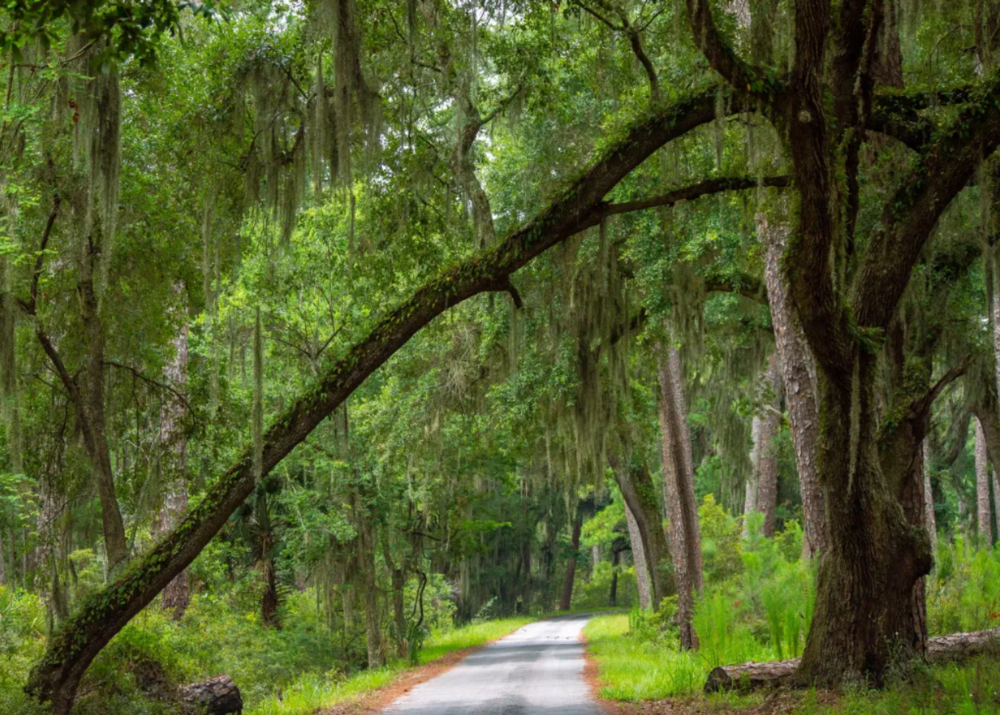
[
  {"xmin": 745, "ymin": 352, "xmax": 783, "ymax": 538},
  {"xmin": 612, "ymin": 458, "xmax": 674, "ymax": 609},
  {"xmin": 609, "ymin": 548, "xmax": 619, "ymax": 607},
  {"xmin": 559, "ymin": 506, "xmax": 583, "ymax": 611},
  {"xmin": 623, "ymin": 502, "xmax": 651, "ymax": 610},
  {"xmin": 79, "ymin": 276, "xmax": 129, "ymax": 573},
  {"xmin": 795, "ymin": 356, "xmax": 932, "ymax": 687},
  {"xmin": 23, "ymin": 88, "xmax": 734, "ymax": 714},
  {"xmin": 153, "ymin": 324, "xmax": 190, "ymax": 619},
  {"xmin": 976, "ymin": 418, "xmax": 992, "ymax": 543},
  {"xmin": 656, "ymin": 344, "xmax": 702, "ymax": 648},
  {"xmin": 923, "ymin": 441, "xmax": 937, "ymax": 556},
  {"xmin": 759, "ymin": 214, "xmax": 826, "ymax": 556}
]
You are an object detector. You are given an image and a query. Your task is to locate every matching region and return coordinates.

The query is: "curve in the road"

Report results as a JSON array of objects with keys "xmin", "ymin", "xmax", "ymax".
[{"xmin": 381, "ymin": 614, "xmax": 604, "ymax": 715}]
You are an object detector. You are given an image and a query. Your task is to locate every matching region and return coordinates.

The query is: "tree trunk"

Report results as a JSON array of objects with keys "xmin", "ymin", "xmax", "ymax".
[
  {"xmin": 153, "ymin": 324, "xmax": 190, "ymax": 619},
  {"xmin": 357, "ymin": 504, "xmax": 382, "ymax": 669},
  {"xmin": 759, "ymin": 214, "xmax": 826, "ymax": 556},
  {"xmin": 795, "ymin": 356, "xmax": 932, "ymax": 687},
  {"xmin": 657, "ymin": 344, "xmax": 702, "ymax": 649},
  {"xmin": 976, "ymin": 418, "xmax": 992, "ymax": 543},
  {"xmin": 609, "ymin": 548, "xmax": 619, "ymax": 607},
  {"xmin": 923, "ymin": 441, "xmax": 937, "ymax": 556},
  {"xmin": 623, "ymin": 502, "xmax": 651, "ymax": 609},
  {"xmin": 23, "ymin": 89, "xmax": 731, "ymax": 713},
  {"xmin": 743, "ymin": 412, "xmax": 760, "ymax": 536},
  {"xmin": 745, "ymin": 352, "xmax": 783, "ymax": 538},
  {"xmin": 560, "ymin": 507, "xmax": 583, "ymax": 611},
  {"xmin": 79, "ymin": 277, "xmax": 129, "ymax": 573},
  {"xmin": 612, "ymin": 458, "xmax": 674, "ymax": 609}
]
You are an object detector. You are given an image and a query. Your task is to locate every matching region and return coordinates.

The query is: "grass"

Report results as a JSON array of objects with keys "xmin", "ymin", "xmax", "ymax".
[
  {"xmin": 247, "ymin": 616, "xmax": 535, "ymax": 715},
  {"xmin": 583, "ymin": 615, "xmax": 1000, "ymax": 714},
  {"xmin": 583, "ymin": 614, "xmax": 708, "ymax": 700}
]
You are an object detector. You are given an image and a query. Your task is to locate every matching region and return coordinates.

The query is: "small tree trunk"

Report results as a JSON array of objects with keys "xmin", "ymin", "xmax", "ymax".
[
  {"xmin": 760, "ymin": 214, "xmax": 826, "ymax": 556},
  {"xmin": 742, "ymin": 413, "xmax": 760, "ymax": 537},
  {"xmin": 623, "ymin": 502, "xmax": 651, "ymax": 609},
  {"xmin": 976, "ymin": 418, "xmax": 992, "ymax": 543},
  {"xmin": 657, "ymin": 344, "xmax": 702, "ymax": 649},
  {"xmin": 609, "ymin": 549, "xmax": 619, "ymax": 607},
  {"xmin": 79, "ymin": 277, "xmax": 129, "ymax": 574},
  {"xmin": 993, "ymin": 472, "xmax": 1000, "ymax": 544},
  {"xmin": 923, "ymin": 441, "xmax": 937, "ymax": 556},
  {"xmin": 153, "ymin": 324, "xmax": 190, "ymax": 619},
  {"xmin": 755, "ymin": 353, "xmax": 783, "ymax": 537},
  {"xmin": 357, "ymin": 510, "xmax": 382, "ymax": 669},
  {"xmin": 560, "ymin": 508, "xmax": 583, "ymax": 611},
  {"xmin": 611, "ymin": 458, "xmax": 674, "ymax": 608}
]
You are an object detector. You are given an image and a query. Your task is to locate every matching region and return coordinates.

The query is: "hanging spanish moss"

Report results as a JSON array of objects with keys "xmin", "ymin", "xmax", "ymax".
[
  {"xmin": 253, "ymin": 306, "xmax": 264, "ymax": 482},
  {"xmin": 320, "ymin": 0, "xmax": 382, "ymax": 185},
  {"xmin": 0, "ymin": 255, "xmax": 21, "ymax": 474},
  {"xmin": 66, "ymin": 38, "xmax": 122, "ymax": 294}
]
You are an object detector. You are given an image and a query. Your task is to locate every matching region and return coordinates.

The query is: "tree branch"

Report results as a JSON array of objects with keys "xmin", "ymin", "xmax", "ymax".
[
  {"xmin": 597, "ymin": 175, "xmax": 790, "ymax": 219},
  {"xmin": 852, "ymin": 74, "xmax": 1000, "ymax": 331},
  {"xmin": 102, "ymin": 361, "xmax": 197, "ymax": 419},
  {"xmin": 685, "ymin": 0, "xmax": 773, "ymax": 105}
]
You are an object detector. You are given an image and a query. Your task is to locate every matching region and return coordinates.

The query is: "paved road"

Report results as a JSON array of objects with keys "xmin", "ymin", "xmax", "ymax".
[{"xmin": 381, "ymin": 615, "xmax": 604, "ymax": 715}]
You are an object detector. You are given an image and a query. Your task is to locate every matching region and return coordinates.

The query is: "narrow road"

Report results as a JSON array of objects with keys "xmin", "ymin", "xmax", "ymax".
[{"xmin": 382, "ymin": 615, "xmax": 604, "ymax": 715}]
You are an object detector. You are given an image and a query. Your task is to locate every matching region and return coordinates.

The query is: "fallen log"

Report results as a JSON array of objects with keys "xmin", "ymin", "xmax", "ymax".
[
  {"xmin": 179, "ymin": 675, "xmax": 243, "ymax": 714},
  {"xmin": 705, "ymin": 628, "xmax": 1000, "ymax": 692}
]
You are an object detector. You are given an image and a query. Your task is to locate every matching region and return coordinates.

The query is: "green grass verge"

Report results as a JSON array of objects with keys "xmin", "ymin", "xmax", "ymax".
[
  {"xmin": 582, "ymin": 614, "xmax": 707, "ymax": 700},
  {"xmin": 583, "ymin": 614, "xmax": 1000, "ymax": 714},
  {"xmin": 248, "ymin": 616, "xmax": 535, "ymax": 715}
]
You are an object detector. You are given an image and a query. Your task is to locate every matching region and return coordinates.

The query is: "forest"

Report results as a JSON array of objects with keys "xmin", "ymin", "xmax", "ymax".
[{"xmin": 2, "ymin": 0, "xmax": 1000, "ymax": 713}]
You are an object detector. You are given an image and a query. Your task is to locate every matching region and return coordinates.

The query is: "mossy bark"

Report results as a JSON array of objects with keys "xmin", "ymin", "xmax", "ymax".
[
  {"xmin": 657, "ymin": 344, "xmax": 702, "ymax": 648},
  {"xmin": 796, "ymin": 355, "xmax": 932, "ymax": 686}
]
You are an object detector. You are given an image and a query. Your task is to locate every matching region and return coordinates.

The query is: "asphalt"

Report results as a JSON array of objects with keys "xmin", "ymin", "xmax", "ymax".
[{"xmin": 380, "ymin": 614, "xmax": 605, "ymax": 715}]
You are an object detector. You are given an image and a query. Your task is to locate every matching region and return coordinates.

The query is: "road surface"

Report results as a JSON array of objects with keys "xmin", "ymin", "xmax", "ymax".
[{"xmin": 381, "ymin": 614, "xmax": 604, "ymax": 715}]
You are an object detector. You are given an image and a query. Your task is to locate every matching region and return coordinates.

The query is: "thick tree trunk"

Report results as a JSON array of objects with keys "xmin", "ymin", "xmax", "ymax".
[
  {"xmin": 23, "ymin": 89, "xmax": 731, "ymax": 713},
  {"xmin": 153, "ymin": 325, "xmax": 190, "ymax": 619},
  {"xmin": 612, "ymin": 458, "xmax": 674, "ymax": 608},
  {"xmin": 759, "ymin": 214, "xmax": 826, "ymax": 556},
  {"xmin": 623, "ymin": 502, "xmax": 651, "ymax": 609},
  {"xmin": 796, "ymin": 358, "xmax": 932, "ymax": 687},
  {"xmin": 656, "ymin": 344, "xmax": 702, "ymax": 648},
  {"xmin": 560, "ymin": 507, "xmax": 583, "ymax": 611},
  {"xmin": 976, "ymin": 418, "xmax": 992, "ymax": 543}
]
